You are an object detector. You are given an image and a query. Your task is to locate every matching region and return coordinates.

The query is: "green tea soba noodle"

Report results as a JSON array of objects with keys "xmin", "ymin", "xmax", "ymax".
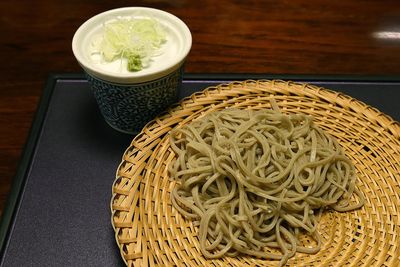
[{"xmin": 169, "ymin": 107, "xmax": 364, "ymax": 266}]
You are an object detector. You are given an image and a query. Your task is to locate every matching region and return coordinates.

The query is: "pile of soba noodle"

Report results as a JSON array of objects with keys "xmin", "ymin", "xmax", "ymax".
[{"xmin": 169, "ymin": 106, "xmax": 364, "ymax": 266}]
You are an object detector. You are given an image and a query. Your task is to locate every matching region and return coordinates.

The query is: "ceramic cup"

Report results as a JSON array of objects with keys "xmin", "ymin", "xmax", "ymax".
[{"xmin": 72, "ymin": 7, "xmax": 192, "ymax": 134}]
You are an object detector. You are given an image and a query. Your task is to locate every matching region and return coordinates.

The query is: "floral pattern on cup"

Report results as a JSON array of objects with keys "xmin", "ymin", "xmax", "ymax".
[{"xmin": 86, "ymin": 66, "xmax": 183, "ymax": 134}]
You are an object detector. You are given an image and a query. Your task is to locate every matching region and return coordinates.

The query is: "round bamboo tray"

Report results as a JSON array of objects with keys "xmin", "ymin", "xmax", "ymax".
[{"xmin": 111, "ymin": 80, "xmax": 400, "ymax": 266}]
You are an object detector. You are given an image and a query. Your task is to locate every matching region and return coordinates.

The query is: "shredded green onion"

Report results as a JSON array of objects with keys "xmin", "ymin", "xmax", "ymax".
[{"xmin": 95, "ymin": 16, "xmax": 167, "ymax": 72}]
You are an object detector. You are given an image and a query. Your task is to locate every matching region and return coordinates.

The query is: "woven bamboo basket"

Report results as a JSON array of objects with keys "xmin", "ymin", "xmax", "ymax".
[{"xmin": 111, "ymin": 80, "xmax": 400, "ymax": 266}]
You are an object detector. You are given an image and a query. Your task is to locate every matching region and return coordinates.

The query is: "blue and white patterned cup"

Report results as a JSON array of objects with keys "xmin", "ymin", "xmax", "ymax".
[
  {"xmin": 84, "ymin": 67, "xmax": 183, "ymax": 133},
  {"xmin": 72, "ymin": 7, "xmax": 192, "ymax": 134}
]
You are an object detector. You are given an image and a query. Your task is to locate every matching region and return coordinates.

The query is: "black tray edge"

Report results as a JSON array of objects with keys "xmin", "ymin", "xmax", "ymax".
[
  {"xmin": 184, "ymin": 73, "xmax": 400, "ymax": 83},
  {"xmin": 1, "ymin": 72, "xmax": 399, "ymax": 259},
  {"xmin": 46, "ymin": 72, "xmax": 400, "ymax": 83},
  {"xmin": 0, "ymin": 74, "xmax": 57, "ymax": 259}
]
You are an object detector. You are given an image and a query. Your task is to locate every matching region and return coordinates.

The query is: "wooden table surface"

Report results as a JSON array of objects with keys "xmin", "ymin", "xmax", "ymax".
[{"xmin": 0, "ymin": 0, "xmax": 400, "ymax": 217}]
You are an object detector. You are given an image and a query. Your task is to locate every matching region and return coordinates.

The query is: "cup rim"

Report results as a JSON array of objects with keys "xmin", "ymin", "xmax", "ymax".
[{"xmin": 72, "ymin": 7, "xmax": 192, "ymax": 84}]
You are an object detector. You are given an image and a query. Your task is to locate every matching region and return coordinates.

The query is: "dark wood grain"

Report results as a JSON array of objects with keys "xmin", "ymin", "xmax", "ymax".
[{"xmin": 0, "ymin": 0, "xmax": 400, "ymax": 216}]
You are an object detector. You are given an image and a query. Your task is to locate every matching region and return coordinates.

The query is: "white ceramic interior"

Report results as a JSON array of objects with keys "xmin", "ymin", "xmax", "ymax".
[{"xmin": 72, "ymin": 7, "xmax": 192, "ymax": 84}]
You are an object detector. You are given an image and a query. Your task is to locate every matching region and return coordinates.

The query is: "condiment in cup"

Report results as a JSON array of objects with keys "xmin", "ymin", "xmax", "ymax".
[{"xmin": 72, "ymin": 7, "xmax": 192, "ymax": 134}]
